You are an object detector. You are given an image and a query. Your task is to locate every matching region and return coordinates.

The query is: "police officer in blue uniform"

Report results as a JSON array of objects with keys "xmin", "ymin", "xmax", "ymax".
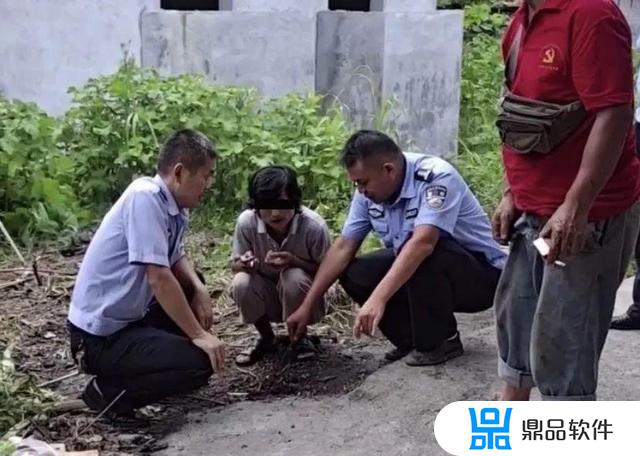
[
  {"xmin": 287, "ymin": 130, "xmax": 506, "ymax": 365},
  {"xmin": 67, "ymin": 130, "xmax": 225, "ymax": 415}
]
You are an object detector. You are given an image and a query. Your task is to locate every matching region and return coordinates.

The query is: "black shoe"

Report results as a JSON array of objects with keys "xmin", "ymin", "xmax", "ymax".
[
  {"xmin": 405, "ymin": 333, "xmax": 464, "ymax": 366},
  {"xmin": 384, "ymin": 346, "xmax": 412, "ymax": 362},
  {"xmin": 235, "ymin": 338, "xmax": 277, "ymax": 366},
  {"xmin": 610, "ymin": 314, "xmax": 640, "ymax": 330},
  {"xmin": 81, "ymin": 378, "xmax": 133, "ymax": 417}
]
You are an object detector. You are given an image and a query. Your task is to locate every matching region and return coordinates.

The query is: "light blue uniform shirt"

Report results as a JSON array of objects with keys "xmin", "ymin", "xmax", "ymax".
[
  {"xmin": 341, "ymin": 153, "xmax": 506, "ymax": 269},
  {"xmin": 68, "ymin": 175, "xmax": 188, "ymax": 336}
]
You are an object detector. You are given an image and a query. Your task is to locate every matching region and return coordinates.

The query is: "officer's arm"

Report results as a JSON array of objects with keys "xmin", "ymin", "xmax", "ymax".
[
  {"xmin": 171, "ymin": 257, "xmax": 207, "ymax": 299},
  {"xmin": 297, "ymin": 236, "xmax": 361, "ymax": 314},
  {"xmin": 146, "ymin": 264, "xmax": 207, "ymax": 340},
  {"xmin": 368, "ymin": 225, "xmax": 439, "ymax": 306}
]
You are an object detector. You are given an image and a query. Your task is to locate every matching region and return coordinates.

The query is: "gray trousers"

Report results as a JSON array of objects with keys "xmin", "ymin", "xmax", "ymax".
[{"xmin": 495, "ymin": 202, "xmax": 640, "ymax": 400}]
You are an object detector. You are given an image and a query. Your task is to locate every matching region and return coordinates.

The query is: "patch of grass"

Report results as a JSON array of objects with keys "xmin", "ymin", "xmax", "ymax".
[{"xmin": 0, "ymin": 343, "xmax": 57, "ymax": 437}]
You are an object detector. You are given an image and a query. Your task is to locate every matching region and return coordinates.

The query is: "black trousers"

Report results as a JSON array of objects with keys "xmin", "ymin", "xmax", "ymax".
[
  {"xmin": 68, "ymin": 278, "xmax": 212, "ymax": 411},
  {"xmin": 339, "ymin": 238, "xmax": 501, "ymax": 351}
]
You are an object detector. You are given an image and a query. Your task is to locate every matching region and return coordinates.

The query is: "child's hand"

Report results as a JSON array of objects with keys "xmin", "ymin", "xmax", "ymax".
[
  {"xmin": 239, "ymin": 250, "xmax": 258, "ymax": 271},
  {"xmin": 265, "ymin": 250, "xmax": 296, "ymax": 269}
]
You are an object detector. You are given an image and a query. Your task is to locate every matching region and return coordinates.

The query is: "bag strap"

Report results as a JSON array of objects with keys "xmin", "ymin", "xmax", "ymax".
[{"xmin": 505, "ymin": 24, "xmax": 524, "ymax": 88}]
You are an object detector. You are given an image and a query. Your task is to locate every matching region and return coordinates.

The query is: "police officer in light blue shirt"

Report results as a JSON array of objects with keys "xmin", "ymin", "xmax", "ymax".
[
  {"xmin": 287, "ymin": 130, "xmax": 506, "ymax": 366},
  {"xmin": 67, "ymin": 129, "xmax": 225, "ymax": 415}
]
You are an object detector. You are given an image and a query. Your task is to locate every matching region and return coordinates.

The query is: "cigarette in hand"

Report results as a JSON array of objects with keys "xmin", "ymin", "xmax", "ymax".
[{"xmin": 533, "ymin": 238, "xmax": 566, "ymax": 268}]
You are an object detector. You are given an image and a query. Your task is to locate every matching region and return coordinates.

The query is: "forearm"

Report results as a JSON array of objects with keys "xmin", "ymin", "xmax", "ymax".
[
  {"xmin": 292, "ymin": 256, "xmax": 320, "ymax": 275},
  {"xmin": 369, "ymin": 237, "xmax": 435, "ymax": 304},
  {"xmin": 565, "ymin": 105, "xmax": 633, "ymax": 212},
  {"xmin": 172, "ymin": 257, "xmax": 206, "ymax": 294},
  {"xmin": 149, "ymin": 269, "xmax": 205, "ymax": 339},
  {"xmin": 299, "ymin": 237, "xmax": 359, "ymax": 312}
]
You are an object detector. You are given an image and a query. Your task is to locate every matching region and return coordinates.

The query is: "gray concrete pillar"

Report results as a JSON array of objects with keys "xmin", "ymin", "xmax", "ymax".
[
  {"xmin": 219, "ymin": 0, "xmax": 327, "ymax": 15},
  {"xmin": 370, "ymin": 0, "xmax": 437, "ymax": 12},
  {"xmin": 141, "ymin": 9, "xmax": 317, "ymax": 96},
  {"xmin": 316, "ymin": 9, "xmax": 463, "ymax": 158},
  {"xmin": 616, "ymin": 0, "xmax": 640, "ymax": 45}
]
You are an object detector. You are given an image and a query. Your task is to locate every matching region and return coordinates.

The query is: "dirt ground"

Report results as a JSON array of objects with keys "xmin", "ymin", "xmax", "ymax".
[{"xmin": 0, "ymin": 242, "xmax": 385, "ymax": 455}]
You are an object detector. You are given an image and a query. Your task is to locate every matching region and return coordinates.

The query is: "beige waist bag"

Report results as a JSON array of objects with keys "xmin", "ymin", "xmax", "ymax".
[{"xmin": 496, "ymin": 25, "xmax": 587, "ymax": 155}]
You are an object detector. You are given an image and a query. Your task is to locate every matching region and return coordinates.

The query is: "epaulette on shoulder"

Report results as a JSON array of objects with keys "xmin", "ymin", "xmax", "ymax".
[{"xmin": 414, "ymin": 167, "xmax": 433, "ymax": 183}]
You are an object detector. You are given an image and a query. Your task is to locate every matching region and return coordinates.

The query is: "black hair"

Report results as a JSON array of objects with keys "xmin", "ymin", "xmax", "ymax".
[
  {"xmin": 157, "ymin": 129, "xmax": 217, "ymax": 175},
  {"xmin": 247, "ymin": 165, "xmax": 302, "ymax": 210},
  {"xmin": 340, "ymin": 129, "xmax": 401, "ymax": 168}
]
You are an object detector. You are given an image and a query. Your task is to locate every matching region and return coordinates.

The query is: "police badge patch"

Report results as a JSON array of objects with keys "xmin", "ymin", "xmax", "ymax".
[{"xmin": 425, "ymin": 185, "xmax": 447, "ymax": 209}]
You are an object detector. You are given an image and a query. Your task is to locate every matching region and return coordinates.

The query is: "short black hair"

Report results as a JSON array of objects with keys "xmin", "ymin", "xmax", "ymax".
[
  {"xmin": 247, "ymin": 165, "xmax": 302, "ymax": 210},
  {"xmin": 157, "ymin": 129, "xmax": 217, "ymax": 175},
  {"xmin": 340, "ymin": 129, "xmax": 401, "ymax": 168}
]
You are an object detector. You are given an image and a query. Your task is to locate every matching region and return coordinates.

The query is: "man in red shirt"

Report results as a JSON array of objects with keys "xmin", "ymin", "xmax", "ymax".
[{"xmin": 493, "ymin": 0, "xmax": 640, "ymax": 400}]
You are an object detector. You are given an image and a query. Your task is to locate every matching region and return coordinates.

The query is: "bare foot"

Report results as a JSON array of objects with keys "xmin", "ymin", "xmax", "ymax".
[{"xmin": 500, "ymin": 383, "xmax": 531, "ymax": 401}]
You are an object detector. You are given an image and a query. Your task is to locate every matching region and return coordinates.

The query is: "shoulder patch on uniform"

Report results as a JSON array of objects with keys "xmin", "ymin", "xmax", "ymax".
[
  {"xmin": 405, "ymin": 208, "xmax": 418, "ymax": 219},
  {"xmin": 414, "ymin": 167, "xmax": 433, "ymax": 183},
  {"xmin": 425, "ymin": 185, "xmax": 447, "ymax": 209},
  {"xmin": 367, "ymin": 207, "xmax": 385, "ymax": 219}
]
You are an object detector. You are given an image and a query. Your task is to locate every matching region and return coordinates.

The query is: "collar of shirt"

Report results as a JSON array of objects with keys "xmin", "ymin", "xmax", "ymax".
[
  {"xmin": 256, "ymin": 211, "xmax": 301, "ymax": 236},
  {"xmin": 152, "ymin": 174, "xmax": 185, "ymax": 217},
  {"xmin": 515, "ymin": 0, "xmax": 571, "ymax": 24}
]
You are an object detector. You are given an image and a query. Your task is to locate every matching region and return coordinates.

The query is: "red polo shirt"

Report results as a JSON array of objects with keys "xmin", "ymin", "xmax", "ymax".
[{"xmin": 501, "ymin": 0, "xmax": 640, "ymax": 220}]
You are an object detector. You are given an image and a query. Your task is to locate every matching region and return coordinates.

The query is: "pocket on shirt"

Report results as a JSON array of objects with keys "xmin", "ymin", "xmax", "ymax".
[{"xmin": 370, "ymin": 219, "xmax": 389, "ymax": 235}]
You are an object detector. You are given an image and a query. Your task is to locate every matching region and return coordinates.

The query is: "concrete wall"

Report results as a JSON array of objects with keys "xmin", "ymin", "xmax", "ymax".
[
  {"xmin": 316, "ymin": 10, "xmax": 463, "ymax": 157},
  {"xmin": 618, "ymin": 0, "xmax": 640, "ymax": 45},
  {"xmin": 0, "ymin": 0, "xmax": 464, "ymax": 158},
  {"xmin": 316, "ymin": 13, "xmax": 386, "ymax": 131},
  {"xmin": 0, "ymin": 0, "xmax": 158, "ymax": 115},
  {"xmin": 141, "ymin": 11, "xmax": 317, "ymax": 96},
  {"xmin": 370, "ymin": 0, "xmax": 437, "ymax": 12},
  {"xmin": 383, "ymin": 11, "xmax": 463, "ymax": 157},
  {"xmin": 220, "ymin": 0, "xmax": 326, "ymax": 15}
]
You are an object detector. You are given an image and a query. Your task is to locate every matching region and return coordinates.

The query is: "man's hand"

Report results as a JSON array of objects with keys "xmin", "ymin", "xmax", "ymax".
[
  {"xmin": 191, "ymin": 287, "xmax": 214, "ymax": 330},
  {"xmin": 286, "ymin": 306, "xmax": 312, "ymax": 342},
  {"xmin": 192, "ymin": 332, "xmax": 226, "ymax": 372},
  {"xmin": 539, "ymin": 200, "xmax": 588, "ymax": 263},
  {"xmin": 492, "ymin": 192, "xmax": 519, "ymax": 245},
  {"xmin": 265, "ymin": 250, "xmax": 296, "ymax": 269},
  {"xmin": 353, "ymin": 298, "xmax": 386, "ymax": 338}
]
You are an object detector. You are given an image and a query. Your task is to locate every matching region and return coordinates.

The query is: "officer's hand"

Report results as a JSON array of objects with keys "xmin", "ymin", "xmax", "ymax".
[
  {"xmin": 539, "ymin": 200, "xmax": 588, "ymax": 263},
  {"xmin": 192, "ymin": 332, "xmax": 226, "ymax": 372},
  {"xmin": 191, "ymin": 287, "xmax": 214, "ymax": 330},
  {"xmin": 492, "ymin": 192, "xmax": 519, "ymax": 245},
  {"xmin": 354, "ymin": 299, "xmax": 386, "ymax": 338},
  {"xmin": 286, "ymin": 307, "xmax": 312, "ymax": 343}
]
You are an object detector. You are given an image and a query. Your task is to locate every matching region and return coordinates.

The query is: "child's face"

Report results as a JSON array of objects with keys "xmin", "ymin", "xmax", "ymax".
[
  {"xmin": 258, "ymin": 194, "xmax": 295, "ymax": 233},
  {"xmin": 259, "ymin": 206, "xmax": 295, "ymax": 233}
]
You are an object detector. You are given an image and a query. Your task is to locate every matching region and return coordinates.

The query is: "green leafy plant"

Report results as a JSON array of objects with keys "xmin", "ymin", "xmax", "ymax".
[
  {"xmin": 61, "ymin": 59, "xmax": 353, "ymax": 229},
  {"xmin": 455, "ymin": 5, "xmax": 508, "ymax": 212},
  {"xmin": 0, "ymin": 99, "xmax": 88, "ymax": 242},
  {"xmin": 0, "ymin": 344, "xmax": 56, "ymax": 436}
]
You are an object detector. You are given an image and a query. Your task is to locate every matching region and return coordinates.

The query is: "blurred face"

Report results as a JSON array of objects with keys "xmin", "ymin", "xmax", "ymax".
[
  {"xmin": 347, "ymin": 156, "xmax": 401, "ymax": 204},
  {"xmin": 171, "ymin": 158, "xmax": 215, "ymax": 209},
  {"xmin": 257, "ymin": 193, "xmax": 296, "ymax": 234}
]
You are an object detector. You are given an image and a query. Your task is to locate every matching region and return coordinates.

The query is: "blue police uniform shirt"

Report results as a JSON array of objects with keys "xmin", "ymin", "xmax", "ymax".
[
  {"xmin": 341, "ymin": 153, "xmax": 506, "ymax": 269},
  {"xmin": 68, "ymin": 175, "xmax": 188, "ymax": 336}
]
